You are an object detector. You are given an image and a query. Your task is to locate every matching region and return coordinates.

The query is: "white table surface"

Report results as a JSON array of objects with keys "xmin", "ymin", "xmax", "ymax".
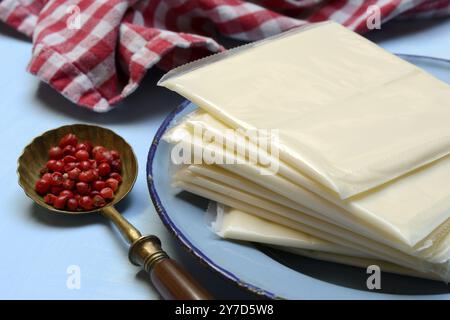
[{"xmin": 1, "ymin": 17, "xmax": 449, "ymax": 300}]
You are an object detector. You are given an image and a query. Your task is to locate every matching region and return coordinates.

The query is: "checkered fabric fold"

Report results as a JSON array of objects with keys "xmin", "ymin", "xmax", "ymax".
[{"xmin": 0, "ymin": 0, "xmax": 449, "ymax": 112}]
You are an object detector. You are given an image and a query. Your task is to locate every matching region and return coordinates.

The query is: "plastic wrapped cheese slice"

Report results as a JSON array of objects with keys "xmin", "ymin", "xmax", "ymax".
[
  {"xmin": 164, "ymin": 120, "xmax": 450, "ymax": 280},
  {"xmin": 173, "ymin": 167, "xmax": 446, "ymax": 271},
  {"xmin": 159, "ymin": 21, "xmax": 450, "ymax": 199},
  {"xmin": 172, "ymin": 176, "xmax": 450, "ymax": 280},
  {"xmin": 193, "ymin": 165, "xmax": 450, "ymax": 263},
  {"xmin": 176, "ymin": 163, "xmax": 450, "ymax": 266},
  {"xmin": 208, "ymin": 202, "xmax": 370, "ymax": 258},
  {"xmin": 209, "ymin": 203, "xmax": 439, "ymax": 280},
  {"xmin": 164, "ymin": 112, "xmax": 450, "ymax": 249}
]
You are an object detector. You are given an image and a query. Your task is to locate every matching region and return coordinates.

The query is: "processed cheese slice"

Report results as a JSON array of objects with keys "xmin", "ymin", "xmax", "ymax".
[
  {"xmin": 159, "ymin": 21, "xmax": 450, "ymax": 199},
  {"xmin": 187, "ymin": 162, "xmax": 450, "ymax": 264},
  {"xmin": 172, "ymin": 177, "xmax": 450, "ymax": 280},
  {"xmin": 209, "ymin": 202, "xmax": 370, "ymax": 258},
  {"xmin": 173, "ymin": 166, "xmax": 447, "ymax": 267},
  {"xmin": 209, "ymin": 203, "xmax": 439, "ymax": 280},
  {"xmin": 164, "ymin": 111, "xmax": 450, "ymax": 248}
]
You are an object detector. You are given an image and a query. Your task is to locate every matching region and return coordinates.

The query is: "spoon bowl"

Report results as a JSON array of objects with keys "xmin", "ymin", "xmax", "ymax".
[
  {"xmin": 17, "ymin": 124, "xmax": 138, "ymax": 214},
  {"xmin": 17, "ymin": 123, "xmax": 211, "ymax": 300}
]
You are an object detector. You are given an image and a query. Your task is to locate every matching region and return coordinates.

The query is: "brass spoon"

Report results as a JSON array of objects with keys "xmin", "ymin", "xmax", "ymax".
[{"xmin": 17, "ymin": 124, "xmax": 212, "ymax": 300}]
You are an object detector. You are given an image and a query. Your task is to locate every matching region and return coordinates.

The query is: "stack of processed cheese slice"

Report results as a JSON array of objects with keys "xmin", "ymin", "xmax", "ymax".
[{"xmin": 158, "ymin": 22, "xmax": 450, "ymax": 282}]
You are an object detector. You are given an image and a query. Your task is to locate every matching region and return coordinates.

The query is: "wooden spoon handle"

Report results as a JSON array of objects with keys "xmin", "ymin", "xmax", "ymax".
[
  {"xmin": 150, "ymin": 257, "xmax": 213, "ymax": 300},
  {"xmin": 129, "ymin": 235, "xmax": 213, "ymax": 300}
]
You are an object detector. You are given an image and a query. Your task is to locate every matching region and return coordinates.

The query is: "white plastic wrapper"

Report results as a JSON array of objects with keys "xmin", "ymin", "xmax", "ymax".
[
  {"xmin": 159, "ymin": 21, "xmax": 450, "ymax": 199},
  {"xmin": 207, "ymin": 202, "xmax": 369, "ymax": 258},
  {"xmin": 163, "ymin": 118, "xmax": 450, "ymax": 280},
  {"xmin": 173, "ymin": 175, "xmax": 450, "ymax": 281},
  {"xmin": 208, "ymin": 202, "xmax": 439, "ymax": 280},
  {"xmin": 164, "ymin": 117, "xmax": 450, "ymax": 256},
  {"xmin": 173, "ymin": 169, "xmax": 436, "ymax": 264}
]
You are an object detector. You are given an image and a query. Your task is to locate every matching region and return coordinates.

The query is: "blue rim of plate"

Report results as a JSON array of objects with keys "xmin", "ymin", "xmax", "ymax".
[{"xmin": 146, "ymin": 54, "xmax": 450, "ymax": 300}]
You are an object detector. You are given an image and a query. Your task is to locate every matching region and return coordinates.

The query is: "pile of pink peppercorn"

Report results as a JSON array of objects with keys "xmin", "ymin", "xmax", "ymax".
[{"xmin": 35, "ymin": 133, "xmax": 122, "ymax": 211}]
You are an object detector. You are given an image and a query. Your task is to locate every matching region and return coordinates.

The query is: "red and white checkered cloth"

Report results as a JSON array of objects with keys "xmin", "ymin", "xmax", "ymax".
[{"xmin": 0, "ymin": 0, "xmax": 449, "ymax": 112}]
